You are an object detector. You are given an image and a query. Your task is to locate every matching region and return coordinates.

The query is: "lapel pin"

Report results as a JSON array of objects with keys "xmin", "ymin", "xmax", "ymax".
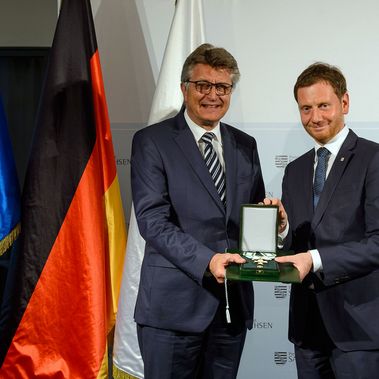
[{"xmin": 340, "ymin": 157, "xmax": 345, "ymax": 162}]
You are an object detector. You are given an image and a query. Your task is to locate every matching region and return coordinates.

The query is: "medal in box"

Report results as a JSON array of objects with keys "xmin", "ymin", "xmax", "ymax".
[{"xmin": 226, "ymin": 204, "xmax": 300, "ymax": 283}]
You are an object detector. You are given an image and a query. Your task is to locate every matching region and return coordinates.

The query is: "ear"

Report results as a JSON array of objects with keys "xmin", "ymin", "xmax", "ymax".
[
  {"xmin": 342, "ymin": 92, "xmax": 349, "ymax": 114},
  {"xmin": 180, "ymin": 83, "xmax": 187, "ymax": 102}
]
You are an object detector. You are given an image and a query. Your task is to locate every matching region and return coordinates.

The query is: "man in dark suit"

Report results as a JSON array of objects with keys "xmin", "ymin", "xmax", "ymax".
[
  {"xmin": 267, "ymin": 62, "xmax": 379, "ymax": 378},
  {"xmin": 131, "ymin": 43, "xmax": 265, "ymax": 378}
]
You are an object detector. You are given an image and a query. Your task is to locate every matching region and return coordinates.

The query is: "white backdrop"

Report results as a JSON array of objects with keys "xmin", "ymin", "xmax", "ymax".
[{"xmin": 90, "ymin": 1, "xmax": 379, "ymax": 377}]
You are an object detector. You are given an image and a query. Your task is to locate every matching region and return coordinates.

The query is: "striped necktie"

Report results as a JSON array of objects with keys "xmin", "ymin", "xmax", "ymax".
[
  {"xmin": 313, "ymin": 147, "xmax": 331, "ymax": 208},
  {"xmin": 201, "ymin": 132, "xmax": 226, "ymax": 206}
]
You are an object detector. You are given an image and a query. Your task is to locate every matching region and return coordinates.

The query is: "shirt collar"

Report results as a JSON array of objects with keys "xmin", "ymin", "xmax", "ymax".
[
  {"xmin": 314, "ymin": 126, "xmax": 349, "ymax": 157},
  {"xmin": 184, "ymin": 110, "xmax": 222, "ymax": 144}
]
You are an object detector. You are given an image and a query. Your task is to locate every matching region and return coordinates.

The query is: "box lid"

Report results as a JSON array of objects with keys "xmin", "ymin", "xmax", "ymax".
[{"xmin": 240, "ymin": 204, "xmax": 278, "ymax": 253}]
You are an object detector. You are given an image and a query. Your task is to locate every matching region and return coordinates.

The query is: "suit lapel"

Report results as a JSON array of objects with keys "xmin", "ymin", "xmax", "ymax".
[
  {"xmin": 312, "ymin": 130, "xmax": 357, "ymax": 229},
  {"xmin": 301, "ymin": 150, "xmax": 315, "ymax": 218},
  {"xmin": 221, "ymin": 124, "xmax": 236, "ymax": 219},
  {"xmin": 173, "ymin": 114, "xmax": 226, "ymax": 214}
]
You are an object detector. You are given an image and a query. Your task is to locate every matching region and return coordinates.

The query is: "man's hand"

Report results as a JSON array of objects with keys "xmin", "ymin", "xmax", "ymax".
[
  {"xmin": 263, "ymin": 198, "xmax": 288, "ymax": 233},
  {"xmin": 275, "ymin": 252, "xmax": 313, "ymax": 282},
  {"xmin": 209, "ymin": 253, "xmax": 246, "ymax": 284}
]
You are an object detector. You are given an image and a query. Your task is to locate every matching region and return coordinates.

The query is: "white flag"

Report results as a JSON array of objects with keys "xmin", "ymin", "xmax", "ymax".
[{"xmin": 113, "ymin": 1, "xmax": 205, "ymax": 378}]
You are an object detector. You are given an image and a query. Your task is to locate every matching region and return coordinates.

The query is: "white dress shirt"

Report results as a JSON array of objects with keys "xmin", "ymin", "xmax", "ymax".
[
  {"xmin": 184, "ymin": 110, "xmax": 225, "ymax": 170},
  {"xmin": 310, "ymin": 126, "xmax": 349, "ymax": 272},
  {"xmin": 280, "ymin": 126, "xmax": 350, "ymax": 272}
]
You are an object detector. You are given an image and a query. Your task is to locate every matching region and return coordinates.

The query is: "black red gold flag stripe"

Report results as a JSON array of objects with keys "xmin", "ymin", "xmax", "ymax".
[{"xmin": 0, "ymin": 0, "xmax": 126, "ymax": 377}]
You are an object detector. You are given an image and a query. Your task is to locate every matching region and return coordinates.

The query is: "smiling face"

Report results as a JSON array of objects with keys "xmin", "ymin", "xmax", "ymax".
[
  {"xmin": 181, "ymin": 63, "xmax": 233, "ymax": 130},
  {"xmin": 297, "ymin": 81, "xmax": 349, "ymax": 144}
]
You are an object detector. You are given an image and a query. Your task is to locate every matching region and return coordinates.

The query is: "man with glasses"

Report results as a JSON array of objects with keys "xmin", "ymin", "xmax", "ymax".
[{"xmin": 131, "ymin": 43, "xmax": 265, "ymax": 378}]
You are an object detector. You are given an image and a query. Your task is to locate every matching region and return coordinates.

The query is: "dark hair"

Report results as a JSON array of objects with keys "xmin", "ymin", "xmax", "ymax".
[
  {"xmin": 294, "ymin": 62, "xmax": 347, "ymax": 101},
  {"xmin": 181, "ymin": 43, "xmax": 240, "ymax": 85}
]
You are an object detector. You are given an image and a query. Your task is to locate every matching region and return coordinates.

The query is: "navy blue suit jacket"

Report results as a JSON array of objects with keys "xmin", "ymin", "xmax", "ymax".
[
  {"xmin": 131, "ymin": 111, "xmax": 265, "ymax": 333},
  {"xmin": 282, "ymin": 129, "xmax": 379, "ymax": 351}
]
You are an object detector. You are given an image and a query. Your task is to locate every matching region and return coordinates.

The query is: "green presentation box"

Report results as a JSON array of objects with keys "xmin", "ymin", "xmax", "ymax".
[{"xmin": 225, "ymin": 204, "xmax": 300, "ymax": 283}]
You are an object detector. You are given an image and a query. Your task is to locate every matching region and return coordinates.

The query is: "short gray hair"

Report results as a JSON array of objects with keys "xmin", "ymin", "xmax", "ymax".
[{"xmin": 181, "ymin": 43, "xmax": 240, "ymax": 85}]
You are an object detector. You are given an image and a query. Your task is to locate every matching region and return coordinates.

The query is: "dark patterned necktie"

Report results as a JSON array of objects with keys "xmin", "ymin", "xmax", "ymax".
[
  {"xmin": 201, "ymin": 132, "xmax": 226, "ymax": 205},
  {"xmin": 313, "ymin": 147, "xmax": 331, "ymax": 208}
]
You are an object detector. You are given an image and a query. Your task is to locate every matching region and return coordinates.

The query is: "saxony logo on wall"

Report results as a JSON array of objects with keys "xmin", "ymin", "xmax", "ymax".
[
  {"xmin": 274, "ymin": 352, "xmax": 295, "ymax": 365},
  {"xmin": 116, "ymin": 157, "xmax": 131, "ymax": 166},
  {"xmin": 252, "ymin": 319, "xmax": 273, "ymax": 329},
  {"xmin": 274, "ymin": 285, "xmax": 290, "ymax": 299},
  {"xmin": 275, "ymin": 155, "xmax": 297, "ymax": 168}
]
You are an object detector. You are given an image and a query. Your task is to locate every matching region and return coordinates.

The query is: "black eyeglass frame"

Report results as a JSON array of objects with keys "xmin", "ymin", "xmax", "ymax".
[{"xmin": 186, "ymin": 80, "xmax": 233, "ymax": 96}]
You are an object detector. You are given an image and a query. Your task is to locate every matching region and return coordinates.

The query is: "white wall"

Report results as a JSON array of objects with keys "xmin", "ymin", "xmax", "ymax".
[{"xmin": 96, "ymin": 0, "xmax": 379, "ymax": 124}]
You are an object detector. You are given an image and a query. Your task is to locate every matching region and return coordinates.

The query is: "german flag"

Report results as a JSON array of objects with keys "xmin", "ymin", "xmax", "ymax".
[{"xmin": 0, "ymin": 0, "xmax": 126, "ymax": 377}]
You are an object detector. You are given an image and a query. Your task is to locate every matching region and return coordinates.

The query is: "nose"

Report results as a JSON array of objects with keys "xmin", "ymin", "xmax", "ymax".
[
  {"xmin": 205, "ymin": 85, "xmax": 218, "ymax": 99},
  {"xmin": 310, "ymin": 108, "xmax": 322, "ymax": 123}
]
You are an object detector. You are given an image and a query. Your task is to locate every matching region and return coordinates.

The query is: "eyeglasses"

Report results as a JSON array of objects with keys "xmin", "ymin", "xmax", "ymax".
[{"xmin": 186, "ymin": 80, "xmax": 233, "ymax": 96}]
